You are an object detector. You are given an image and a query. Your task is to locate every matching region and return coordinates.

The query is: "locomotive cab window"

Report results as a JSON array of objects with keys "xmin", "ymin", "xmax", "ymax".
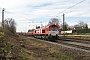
[
  {"xmin": 54, "ymin": 27, "xmax": 58, "ymax": 31},
  {"xmin": 42, "ymin": 30, "xmax": 45, "ymax": 33},
  {"xmin": 35, "ymin": 30, "xmax": 36, "ymax": 33}
]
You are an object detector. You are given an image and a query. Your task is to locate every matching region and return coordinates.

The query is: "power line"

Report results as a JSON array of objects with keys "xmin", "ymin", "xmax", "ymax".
[
  {"xmin": 40, "ymin": 0, "xmax": 87, "ymax": 19},
  {"xmin": 57, "ymin": 0, "xmax": 86, "ymax": 15},
  {"xmin": 77, "ymin": 9, "xmax": 90, "ymax": 16}
]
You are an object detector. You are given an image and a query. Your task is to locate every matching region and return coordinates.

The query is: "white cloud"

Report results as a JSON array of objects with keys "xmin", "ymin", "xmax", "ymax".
[{"xmin": 0, "ymin": 0, "xmax": 90, "ymax": 32}]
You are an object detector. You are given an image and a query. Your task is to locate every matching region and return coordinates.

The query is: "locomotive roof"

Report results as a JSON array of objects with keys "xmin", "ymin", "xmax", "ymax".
[{"xmin": 35, "ymin": 24, "xmax": 58, "ymax": 29}]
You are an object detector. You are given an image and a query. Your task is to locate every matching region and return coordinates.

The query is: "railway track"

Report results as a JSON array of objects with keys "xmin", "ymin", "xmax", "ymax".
[
  {"xmin": 57, "ymin": 40, "xmax": 90, "ymax": 50},
  {"xmin": 27, "ymin": 36, "xmax": 90, "ymax": 53},
  {"xmin": 57, "ymin": 38, "xmax": 90, "ymax": 51},
  {"xmin": 59, "ymin": 38, "xmax": 90, "ymax": 44},
  {"xmin": 57, "ymin": 38, "xmax": 90, "ymax": 52}
]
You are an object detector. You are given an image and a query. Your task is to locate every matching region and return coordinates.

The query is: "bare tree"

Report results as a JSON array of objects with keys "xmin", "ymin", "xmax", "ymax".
[
  {"xmin": 4, "ymin": 18, "xmax": 16, "ymax": 34},
  {"xmin": 48, "ymin": 18, "xmax": 59, "ymax": 25},
  {"xmin": 74, "ymin": 21, "xmax": 88, "ymax": 30}
]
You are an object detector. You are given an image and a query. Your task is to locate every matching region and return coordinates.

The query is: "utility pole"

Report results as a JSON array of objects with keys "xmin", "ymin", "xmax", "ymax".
[
  {"xmin": 63, "ymin": 13, "xmax": 65, "ymax": 31},
  {"xmin": 41, "ymin": 22, "xmax": 43, "ymax": 28},
  {"xmin": 2, "ymin": 8, "xmax": 5, "ymax": 29},
  {"xmin": 63, "ymin": 13, "xmax": 65, "ymax": 38}
]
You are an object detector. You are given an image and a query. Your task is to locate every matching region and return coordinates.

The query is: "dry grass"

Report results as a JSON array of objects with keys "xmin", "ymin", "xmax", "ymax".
[
  {"xmin": 0, "ymin": 35, "xmax": 74, "ymax": 60},
  {"xmin": 1, "ymin": 35, "xmax": 90, "ymax": 60}
]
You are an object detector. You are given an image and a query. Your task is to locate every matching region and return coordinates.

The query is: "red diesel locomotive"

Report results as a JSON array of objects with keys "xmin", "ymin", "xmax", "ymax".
[{"xmin": 33, "ymin": 24, "xmax": 59, "ymax": 41}]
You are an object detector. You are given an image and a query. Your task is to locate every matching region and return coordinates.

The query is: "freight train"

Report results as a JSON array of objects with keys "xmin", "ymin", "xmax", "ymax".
[{"xmin": 19, "ymin": 24, "xmax": 59, "ymax": 41}]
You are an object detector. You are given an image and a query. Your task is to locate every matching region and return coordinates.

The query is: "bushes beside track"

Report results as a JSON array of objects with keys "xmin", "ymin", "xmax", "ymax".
[{"xmin": 72, "ymin": 29, "xmax": 90, "ymax": 34}]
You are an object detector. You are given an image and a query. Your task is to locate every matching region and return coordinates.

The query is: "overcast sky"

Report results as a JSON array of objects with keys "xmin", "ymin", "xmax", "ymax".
[{"xmin": 0, "ymin": 0, "xmax": 90, "ymax": 32}]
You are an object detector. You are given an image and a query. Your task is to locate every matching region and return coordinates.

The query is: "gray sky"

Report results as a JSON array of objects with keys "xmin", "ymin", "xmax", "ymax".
[{"xmin": 0, "ymin": 0, "xmax": 90, "ymax": 32}]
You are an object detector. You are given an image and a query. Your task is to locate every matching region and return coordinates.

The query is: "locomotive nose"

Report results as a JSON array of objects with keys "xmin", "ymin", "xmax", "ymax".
[{"xmin": 49, "ymin": 31, "xmax": 59, "ymax": 36}]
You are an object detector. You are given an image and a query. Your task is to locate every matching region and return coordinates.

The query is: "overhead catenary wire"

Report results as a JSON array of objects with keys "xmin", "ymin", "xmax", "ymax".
[
  {"xmin": 62, "ymin": 0, "xmax": 85, "ymax": 13},
  {"xmin": 77, "ymin": 9, "xmax": 90, "ymax": 16},
  {"xmin": 1, "ymin": 0, "xmax": 87, "ymax": 21},
  {"xmin": 55, "ymin": 0, "xmax": 86, "ymax": 17}
]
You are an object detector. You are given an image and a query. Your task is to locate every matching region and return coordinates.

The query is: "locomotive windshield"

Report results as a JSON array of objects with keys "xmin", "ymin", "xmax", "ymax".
[
  {"xmin": 49, "ymin": 27, "xmax": 53, "ymax": 31},
  {"xmin": 54, "ymin": 27, "xmax": 58, "ymax": 31},
  {"xmin": 49, "ymin": 27, "xmax": 58, "ymax": 31},
  {"xmin": 49, "ymin": 25, "xmax": 58, "ymax": 31}
]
